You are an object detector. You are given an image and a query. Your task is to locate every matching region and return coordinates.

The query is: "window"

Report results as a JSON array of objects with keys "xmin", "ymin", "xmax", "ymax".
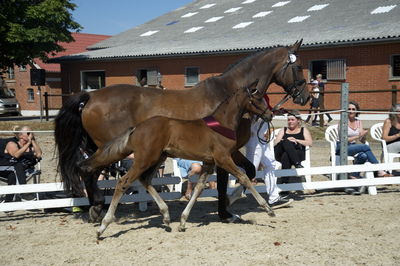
[
  {"xmin": 27, "ymin": 88, "xmax": 34, "ymax": 101},
  {"xmin": 7, "ymin": 67, "xmax": 15, "ymax": 79},
  {"xmin": 185, "ymin": 67, "xmax": 199, "ymax": 86},
  {"xmin": 310, "ymin": 59, "xmax": 346, "ymax": 80},
  {"xmin": 137, "ymin": 69, "xmax": 161, "ymax": 86},
  {"xmin": 81, "ymin": 71, "xmax": 105, "ymax": 90},
  {"xmin": 9, "ymin": 88, "xmax": 16, "ymax": 97},
  {"xmin": 390, "ymin": 55, "xmax": 400, "ymax": 79}
]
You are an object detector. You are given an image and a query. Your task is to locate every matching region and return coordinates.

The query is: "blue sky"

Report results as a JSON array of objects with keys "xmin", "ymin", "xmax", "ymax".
[{"xmin": 71, "ymin": 0, "xmax": 193, "ymax": 36}]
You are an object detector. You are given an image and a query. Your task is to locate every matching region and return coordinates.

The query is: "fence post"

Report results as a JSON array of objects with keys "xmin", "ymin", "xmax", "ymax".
[
  {"xmin": 339, "ymin": 83, "xmax": 349, "ymax": 180},
  {"xmin": 392, "ymin": 85, "xmax": 397, "ymax": 106},
  {"xmin": 44, "ymin": 92, "xmax": 49, "ymax": 121},
  {"xmin": 318, "ymin": 85, "xmax": 325, "ymax": 127}
]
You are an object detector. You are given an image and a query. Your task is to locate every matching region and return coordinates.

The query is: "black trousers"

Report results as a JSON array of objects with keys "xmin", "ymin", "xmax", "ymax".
[
  {"xmin": 274, "ymin": 139, "xmax": 305, "ymax": 183},
  {"xmin": 0, "ymin": 159, "xmax": 27, "ymax": 202}
]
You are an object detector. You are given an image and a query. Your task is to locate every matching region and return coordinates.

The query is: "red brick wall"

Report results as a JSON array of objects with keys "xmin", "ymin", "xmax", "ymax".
[
  {"xmin": 61, "ymin": 42, "xmax": 400, "ymax": 112},
  {"xmin": 3, "ymin": 65, "xmax": 63, "ymax": 113}
]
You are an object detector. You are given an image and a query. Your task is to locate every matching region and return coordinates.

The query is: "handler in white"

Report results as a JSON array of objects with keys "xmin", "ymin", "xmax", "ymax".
[{"xmin": 245, "ymin": 117, "xmax": 293, "ymax": 209}]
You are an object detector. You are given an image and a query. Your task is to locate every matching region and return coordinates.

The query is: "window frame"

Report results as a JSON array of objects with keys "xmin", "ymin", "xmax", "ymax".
[
  {"xmin": 185, "ymin": 66, "xmax": 200, "ymax": 86},
  {"xmin": 27, "ymin": 88, "xmax": 35, "ymax": 102},
  {"xmin": 390, "ymin": 54, "xmax": 400, "ymax": 80},
  {"xmin": 309, "ymin": 59, "xmax": 346, "ymax": 81},
  {"xmin": 80, "ymin": 70, "xmax": 106, "ymax": 91},
  {"xmin": 7, "ymin": 67, "xmax": 15, "ymax": 80}
]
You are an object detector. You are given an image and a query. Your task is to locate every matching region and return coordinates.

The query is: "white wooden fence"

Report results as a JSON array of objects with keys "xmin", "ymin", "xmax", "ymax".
[{"xmin": 1, "ymin": 163, "xmax": 400, "ymax": 213}]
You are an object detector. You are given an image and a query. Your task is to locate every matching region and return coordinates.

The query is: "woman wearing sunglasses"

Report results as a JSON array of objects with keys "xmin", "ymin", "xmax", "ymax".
[{"xmin": 336, "ymin": 101, "xmax": 391, "ymax": 178}]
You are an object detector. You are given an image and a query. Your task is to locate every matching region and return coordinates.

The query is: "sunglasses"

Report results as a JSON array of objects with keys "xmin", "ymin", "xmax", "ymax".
[{"xmin": 348, "ymin": 108, "xmax": 357, "ymax": 111}]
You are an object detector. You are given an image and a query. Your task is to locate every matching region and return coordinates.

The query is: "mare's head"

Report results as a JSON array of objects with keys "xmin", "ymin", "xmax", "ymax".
[
  {"xmin": 272, "ymin": 40, "xmax": 310, "ymax": 106},
  {"xmin": 245, "ymin": 86, "xmax": 273, "ymax": 122}
]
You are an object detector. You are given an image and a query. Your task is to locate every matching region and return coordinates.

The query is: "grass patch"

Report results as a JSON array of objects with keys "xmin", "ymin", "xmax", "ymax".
[{"xmin": 0, "ymin": 120, "xmax": 55, "ymax": 131}]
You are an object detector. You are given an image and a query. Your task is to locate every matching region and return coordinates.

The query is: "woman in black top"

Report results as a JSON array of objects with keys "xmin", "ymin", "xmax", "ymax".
[
  {"xmin": 274, "ymin": 110, "xmax": 313, "ymax": 183},
  {"xmin": 1, "ymin": 126, "xmax": 42, "ymax": 201},
  {"xmin": 383, "ymin": 104, "xmax": 400, "ymax": 153}
]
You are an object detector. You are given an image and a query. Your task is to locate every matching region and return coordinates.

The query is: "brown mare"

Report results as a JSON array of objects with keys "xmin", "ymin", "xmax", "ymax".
[{"xmin": 54, "ymin": 40, "xmax": 309, "ymax": 224}]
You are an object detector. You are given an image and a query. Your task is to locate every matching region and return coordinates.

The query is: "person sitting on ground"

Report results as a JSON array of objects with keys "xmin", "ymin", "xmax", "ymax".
[
  {"xmin": 382, "ymin": 104, "xmax": 400, "ymax": 155},
  {"xmin": 176, "ymin": 158, "xmax": 216, "ymax": 200},
  {"xmin": 336, "ymin": 101, "xmax": 392, "ymax": 178},
  {"xmin": 274, "ymin": 110, "xmax": 313, "ymax": 183},
  {"xmin": 1, "ymin": 125, "xmax": 42, "ymax": 201}
]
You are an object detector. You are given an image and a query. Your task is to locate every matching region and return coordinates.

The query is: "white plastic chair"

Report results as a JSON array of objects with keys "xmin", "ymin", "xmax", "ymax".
[
  {"xmin": 370, "ymin": 122, "xmax": 400, "ymax": 173},
  {"xmin": 325, "ymin": 124, "xmax": 369, "ymax": 180},
  {"xmin": 0, "ymin": 162, "xmax": 41, "ymax": 201},
  {"xmin": 269, "ymin": 128, "xmax": 311, "ymax": 182}
]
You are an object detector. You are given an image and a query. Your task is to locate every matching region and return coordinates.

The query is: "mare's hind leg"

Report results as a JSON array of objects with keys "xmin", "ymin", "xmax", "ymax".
[
  {"xmin": 79, "ymin": 146, "xmax": 132, "ymax": 222},
  {"xmin": 178, "ymin": 164, "xmax": 214, "ymax": 232},
  {"xmin": 97, "ymin": 153, "xmax": 162, "ymax": 238},
  {"xmin": 138, "ymin": 156, "xmax": 171, "ymax": 232},
  {"xmin": 81, "ymin": 170, "xmax": 105, "ymax": 223},
  {"xmin": 215, "ymin": 155, "xmax": 275, "ymax": 217}
]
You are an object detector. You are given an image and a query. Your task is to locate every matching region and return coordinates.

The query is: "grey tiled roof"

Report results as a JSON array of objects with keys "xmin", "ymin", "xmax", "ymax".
[{"xmin": 56, "ymin": 0, "xmax": 400, "ymax": 61}]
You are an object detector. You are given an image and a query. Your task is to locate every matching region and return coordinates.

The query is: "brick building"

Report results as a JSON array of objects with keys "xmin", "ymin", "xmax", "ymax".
[
  {"xmin": 2, "ymin": 33, "xmax": 110, "ymax": 116},
  {"xmin": 54, "ymin": 0, "xmax": 400, "ymax": 116}
]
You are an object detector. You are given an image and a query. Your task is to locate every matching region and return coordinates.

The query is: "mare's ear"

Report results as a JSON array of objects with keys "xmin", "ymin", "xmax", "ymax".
[{"xmin": 289, "ymin": 39, "xmax": 303, "ymax": 53}]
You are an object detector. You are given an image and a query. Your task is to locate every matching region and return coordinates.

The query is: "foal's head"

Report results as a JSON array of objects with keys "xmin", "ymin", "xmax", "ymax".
[
  {"xmin": 273, "ymin": 40, "xmax": 310, "ymax": 106},
  {"xmin": 245, "ymin": 86, "xmax": 273, "ymax": 122}
]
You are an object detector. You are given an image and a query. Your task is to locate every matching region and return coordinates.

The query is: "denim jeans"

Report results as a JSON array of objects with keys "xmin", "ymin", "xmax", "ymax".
[{"xmin": 336, "ymin": 143, "xmax": 379, "ymax": 177}]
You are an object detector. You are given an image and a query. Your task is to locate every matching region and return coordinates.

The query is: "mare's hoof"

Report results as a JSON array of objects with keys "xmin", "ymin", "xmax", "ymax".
[
  {"xmin": 268, "ymin": 210, "xmax": 276, "ymax": 217},
  {"xmin": 96, "ymin": 231, "xmax": 102, "ymax": 240},
  {"xmin": 88, "ymin": 207, "xmax": 104, "ymax": 223},
  {"xmin": 165, "ymin": 226, "xmax": 172, "ymax": 232}
]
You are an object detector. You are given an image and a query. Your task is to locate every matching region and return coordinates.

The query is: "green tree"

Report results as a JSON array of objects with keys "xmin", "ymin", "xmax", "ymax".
[{"xmin": 0, "ymin": 0, "xmax": 82, "ymax": 69}]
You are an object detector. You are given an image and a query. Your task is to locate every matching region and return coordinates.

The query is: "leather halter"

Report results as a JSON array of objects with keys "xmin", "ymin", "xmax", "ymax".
[{"xmin": 272, "ymin": 53, "xmax": 306, "ymax": 111}]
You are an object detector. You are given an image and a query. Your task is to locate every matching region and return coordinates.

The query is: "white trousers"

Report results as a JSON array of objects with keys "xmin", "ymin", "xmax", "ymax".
[{"xmin": 245, "ymin": 121, "xmax": 280, "ymax": 204}]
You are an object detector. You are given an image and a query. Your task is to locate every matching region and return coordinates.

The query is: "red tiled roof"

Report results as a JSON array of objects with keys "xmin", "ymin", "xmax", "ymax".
[{"xmin": 35, "ymin": 32, "xmax": 110, "ymax": 72}]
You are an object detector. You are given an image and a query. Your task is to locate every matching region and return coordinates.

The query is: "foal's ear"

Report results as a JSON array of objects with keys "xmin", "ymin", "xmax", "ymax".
[{"xmin": 289, "ymin": 39, "xmax": 303, "ymax": 53}]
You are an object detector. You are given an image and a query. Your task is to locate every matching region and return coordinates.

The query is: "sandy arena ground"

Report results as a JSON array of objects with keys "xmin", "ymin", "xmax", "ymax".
[{"xmin": 1, "ymin": 134, "xmax": 400, "ymax": 265}]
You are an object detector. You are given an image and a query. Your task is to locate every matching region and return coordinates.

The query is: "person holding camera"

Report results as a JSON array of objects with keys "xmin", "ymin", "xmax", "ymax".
[
  {"xmin": 7, "ymin": 125, "xmax": 42, "ymax": 168},
  {"xmin": 1, "ymin": 125, "xmax": 42, "ymax": 201}
]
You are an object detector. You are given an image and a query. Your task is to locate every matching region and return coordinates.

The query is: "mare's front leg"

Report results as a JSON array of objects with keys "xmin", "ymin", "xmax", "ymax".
[
  {"xmin": 178, "ymin": 164, "xmax": 214, "ymax": 232},
  {"xmin": 215, "ymin": 155, "xmax": 275, "ymax": 217}
]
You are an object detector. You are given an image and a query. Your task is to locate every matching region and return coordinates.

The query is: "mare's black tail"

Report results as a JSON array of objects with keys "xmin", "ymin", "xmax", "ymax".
[{"xmin": 54, "ymin": 92, "xmax": 95, "ymax": 196}]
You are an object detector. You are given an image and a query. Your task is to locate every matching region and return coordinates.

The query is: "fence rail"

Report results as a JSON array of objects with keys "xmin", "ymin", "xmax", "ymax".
[{"xmin": 2, "ymin": 162, "xmax": 400, "ymax": 213}]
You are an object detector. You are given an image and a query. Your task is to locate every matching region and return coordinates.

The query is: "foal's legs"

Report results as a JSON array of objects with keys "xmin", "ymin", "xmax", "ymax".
[
  {"xmin": 138, "ymin": 155, "xmax": 171, "ymax": 231},
  {"xmin": 97, "ymin": 153, "xmax": 164, "ymax": 238},
  {"xmin": 178, "ymin": 164, "xmax": 214, "ymax": 232},
  {"xmin": 215, "ymin": 155, "xmax": 275, "ymax": 217}
]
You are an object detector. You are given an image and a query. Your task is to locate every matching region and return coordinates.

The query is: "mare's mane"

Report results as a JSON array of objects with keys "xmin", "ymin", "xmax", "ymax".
[{"xmin": 222, "ymin": 47, "xmax": 279, "ymax": 75}]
